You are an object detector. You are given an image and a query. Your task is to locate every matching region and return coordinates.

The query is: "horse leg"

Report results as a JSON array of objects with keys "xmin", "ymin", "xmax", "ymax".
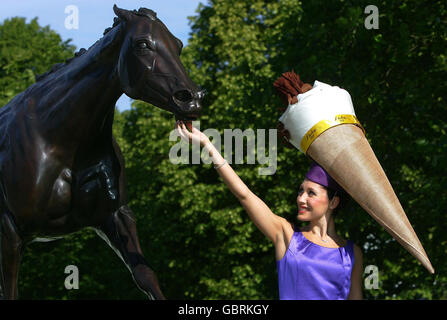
[
  {"xmin": 95, "ymin": 205, "xmax": 165, "ymax": 300},
  {"xmin": 0, "ymin": 211, "xmax": 23, "ymax": 300}
]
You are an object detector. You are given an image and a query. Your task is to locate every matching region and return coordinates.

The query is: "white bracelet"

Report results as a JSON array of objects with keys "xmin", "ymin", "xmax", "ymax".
[{"xmin": 214, "ymin": 159, "xmax": 227, "ymax": 170}]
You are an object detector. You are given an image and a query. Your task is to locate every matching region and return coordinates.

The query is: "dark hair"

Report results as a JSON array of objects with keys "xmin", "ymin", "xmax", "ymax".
[{"xmin": 325, "ymin": 187, "xmax": 349, "ymax": 216}]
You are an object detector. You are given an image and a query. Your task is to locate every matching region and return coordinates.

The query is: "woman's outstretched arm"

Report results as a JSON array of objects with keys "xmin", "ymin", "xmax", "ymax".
[{"xmin": 175, "ymin": 121, "xmax": 292, "ymax": 251}]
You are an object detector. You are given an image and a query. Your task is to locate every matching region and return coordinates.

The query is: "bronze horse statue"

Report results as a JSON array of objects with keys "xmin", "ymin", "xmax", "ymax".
[{"xmin": 0, "ymin": 5, "xmax": 203, "ymax": 300}]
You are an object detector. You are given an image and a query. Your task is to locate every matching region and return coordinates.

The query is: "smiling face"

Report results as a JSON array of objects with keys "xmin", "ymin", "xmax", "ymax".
[
  {"xmin": 296, "ymin": 179, "xmax": 339, "ymax": 222},
  {"xmin": 114, "ymin": 6, "xmax": 204, "ymax": 120}
]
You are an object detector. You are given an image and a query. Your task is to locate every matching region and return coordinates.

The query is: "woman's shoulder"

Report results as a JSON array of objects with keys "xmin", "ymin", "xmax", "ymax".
[
  {"xmin": 333, "ymin": 234, "xmax": 361, "ymax": 252},
  {"xmin": 329, "ymin": 228, "xmax": 361, "ymax": 251},
  {"xmin": 344, "ymin": 237, "xmax": 362, "ymax": 252},
  {"xmin": 350, "ymin": 242, "xmax": 363, "ymax": 270},
  {"xmin": 351, "ymin": 242, "xmax": 363, "ymax": 256},
  {"xmin": 345, "ymin": 240, "xmax": 363, "ymax": 263}
]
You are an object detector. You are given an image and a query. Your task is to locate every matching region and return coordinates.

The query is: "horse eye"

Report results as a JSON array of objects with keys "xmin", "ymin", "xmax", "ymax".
[
  {"xmin": 138, "ymin": 42, "xmax": 148, "ymax": 49},
  {"xmin": 134, "ymin": 40, "xmax": 154, "ymax": 52}
]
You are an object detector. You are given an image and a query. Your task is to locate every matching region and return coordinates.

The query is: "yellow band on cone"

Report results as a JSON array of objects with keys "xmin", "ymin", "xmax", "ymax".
[{"xmin": 301, "ymin": 114, "xmax": 365, "ymax": 153}]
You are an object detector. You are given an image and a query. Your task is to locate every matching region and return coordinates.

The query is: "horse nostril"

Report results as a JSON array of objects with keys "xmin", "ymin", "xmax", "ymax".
[{"xmin": 173, "ymin": 90, "xmax": 193, "ymax": 103}]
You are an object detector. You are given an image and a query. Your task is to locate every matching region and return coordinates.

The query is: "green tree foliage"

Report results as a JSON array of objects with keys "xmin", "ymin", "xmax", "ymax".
[
  {"xmin": 0, "ymin": 17, "xmax": 75, "ymax": 107},
  {"xmin": 118, "ymin": 0, "xmax": 446, "ymax": 299},
  {"xmin": 1, "ymin": 0, "xmax": 445, "ymax": 299}
]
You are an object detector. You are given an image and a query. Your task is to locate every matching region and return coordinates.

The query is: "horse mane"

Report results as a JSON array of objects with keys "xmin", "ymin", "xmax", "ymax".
[{"xmin": 35, "ymin": 7, "xmax": 158, "ymax": 82}]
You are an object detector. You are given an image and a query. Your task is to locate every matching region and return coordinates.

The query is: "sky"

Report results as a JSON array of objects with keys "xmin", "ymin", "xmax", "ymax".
[{"xmin": 0, "ymin": 0, "xmax": 204, "ymax": 111}]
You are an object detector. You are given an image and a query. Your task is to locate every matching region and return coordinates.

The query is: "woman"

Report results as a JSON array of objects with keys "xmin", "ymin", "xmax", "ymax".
[{"xmin": 175, "ymin": 121, "xmax": 363, "ymax": 300}]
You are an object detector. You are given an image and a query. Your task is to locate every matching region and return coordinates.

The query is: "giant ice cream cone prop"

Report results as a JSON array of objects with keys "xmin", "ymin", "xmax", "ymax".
[{"xmin": 275, "ymin": 72, "xmax": 434, "ymax": 273}]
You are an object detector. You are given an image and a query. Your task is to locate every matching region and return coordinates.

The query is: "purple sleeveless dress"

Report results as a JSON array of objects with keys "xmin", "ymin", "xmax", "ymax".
[{"xmin": 277, "ymin": 228, "xmax": 355, "ymax": 300}]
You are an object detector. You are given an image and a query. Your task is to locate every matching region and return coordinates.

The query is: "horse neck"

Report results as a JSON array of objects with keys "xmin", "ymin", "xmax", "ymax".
[{"xmin": 36, "ymin": 27, "xmax": 124, "ymax": 147}]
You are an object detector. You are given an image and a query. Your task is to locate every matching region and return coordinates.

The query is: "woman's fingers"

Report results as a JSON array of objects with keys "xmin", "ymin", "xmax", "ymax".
[
  {"xmin": 175, "ymin": 120, "xmax": 206, "ymax": 145},
  {"xmin": 190, "ymin": 125, "xmax": 200, "ymax": 134},
  {"xmin": 179, "ymin": 122, "xmax": 190, "ymax": 136},
  {"xmin": 181, "ymin": 121, "xmax": 195, "ymax": 137},
  {"xmin": 176, "ymin": 121, "xmax": 190, "ymax": 142}
]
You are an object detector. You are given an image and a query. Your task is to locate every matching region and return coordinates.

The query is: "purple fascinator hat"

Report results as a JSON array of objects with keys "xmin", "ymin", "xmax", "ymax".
[{"xmin": 305, "ymin": 161, "xmax": 344, "ymax": 193}]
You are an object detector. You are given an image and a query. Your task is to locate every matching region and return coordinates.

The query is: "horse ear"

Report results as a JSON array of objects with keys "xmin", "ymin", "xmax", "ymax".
[{"xmin": 113, "ymin": 4, "xmax": 132, "ymax": 22}]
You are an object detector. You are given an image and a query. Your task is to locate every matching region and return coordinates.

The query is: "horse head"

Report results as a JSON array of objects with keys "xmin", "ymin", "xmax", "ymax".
[{"xmin": 113, "ymin": 5, "xmax": 204, "ymax": 120}]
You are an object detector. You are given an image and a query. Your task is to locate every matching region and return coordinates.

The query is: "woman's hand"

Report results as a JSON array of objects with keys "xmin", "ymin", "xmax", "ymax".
[
  {"xmin": 174, "ymin": 122, "xmax": 287, "ymax": 250},
  {"xmin": 175, "ymin": 121, "xmax": 210, "ymax": 147}
]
